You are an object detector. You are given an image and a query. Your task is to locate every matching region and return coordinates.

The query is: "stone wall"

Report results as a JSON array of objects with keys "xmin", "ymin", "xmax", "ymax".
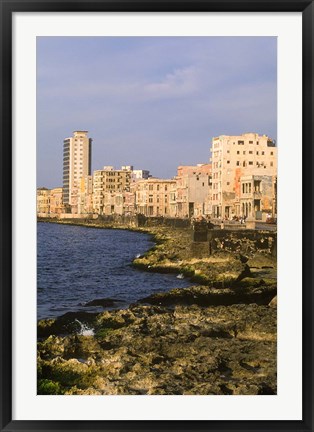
[
  {"xmin": 137, "ymin": 215, "xmax": 191, "ymax": 228},
  {"xmin": 38, "ymin": 214, "xmax": 192, "ymax": 229},
  {"xmin": 207, "ymin": 229, "xmax": 277, "ymax": 257}
]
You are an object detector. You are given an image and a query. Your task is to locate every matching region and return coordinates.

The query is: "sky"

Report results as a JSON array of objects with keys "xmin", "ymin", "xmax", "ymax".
[{"xmin": 37, "ymin": 37, "xmax": 277, "ymax": 188}]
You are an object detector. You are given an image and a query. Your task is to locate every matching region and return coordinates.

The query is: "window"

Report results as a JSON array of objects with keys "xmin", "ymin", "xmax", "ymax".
[
  {"xmin": 270, "ymin": 162, "xmax": 273, "ymax": 167},
  {"xmin": 249, "ymin": 151, "xmax": 253, "ymax": 154},
  {"xmin": 254, "ymin": 180, "xmax": 261, "ymax": 192},
  {"xmin": 271, "ymin": 151, "xmax": 274, "ymax": 155},
  {"xmin": 236, "ymin": 161, "xmax": 240, "ymax": 166},
  {"xmin": 243, "ymin": 161, "xmax": 246, "ymax": 167},
  {"xmin": 237, "ymin": 151, "xmax": 240, "ymax": 154},
  {"xmin": 243, "ymin": 151, "xmax": 246, "ymax": 155},
  {"xmin": 262, "ymin": 151, "xmax": 265, "ymax": 155},
  {"xmin": 238, "ymin": 140, "xmax": 244, "ymax": 145},
  {"xmin": 256, "ymin": 151, "xmax": 259, "ymax": 155},
  {"xmin": 227, "ymin": 182, "xmax": 230, "ymax": 186},
  {"xmin": 249, "ymin": 161, "xmax": 253, "ymax": 165},
  {"xmin": 227, "ymin": 161, "xmax": 230, "ymax": 164},
  {"xmin": 249, "ymin": 141, "xmax": 253, "ymax": 144},
  {"xmin": 227, "ymin": 150, "xmax": 230, "ymax": 153}
]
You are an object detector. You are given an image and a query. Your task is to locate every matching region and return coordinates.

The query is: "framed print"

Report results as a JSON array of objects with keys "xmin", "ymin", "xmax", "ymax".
[{"xmin": 1, "ymin": 1, "xmax": 313, "ymax": 431}]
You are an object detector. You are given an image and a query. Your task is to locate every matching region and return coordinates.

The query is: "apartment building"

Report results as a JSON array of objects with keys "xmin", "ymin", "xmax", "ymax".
[
  {"xmin": 176, "ymin": 164, "xmax": 212, "ymax": 218},
  {"xmin": 93, "ymin": 167, "xmax": 131, "ymax": 214},
  {"xmin": 37, "ymin": 188, "xmax": 51, "ymax": 214},
  {"xmin": 132, "ymin": 169, "xmax": 151, "ymax": 181},
  {"xmin": 78, "ymin": 176, "xmax": 93, "ymax": 214},
  {"xmin": 134, "ymin": 178, "xmax": 176, "ymax": 217},
  {"xmin": 96, "ymin": 191, "xmax": 135, "ymax": 215},
  {"xmin": 120, "ymin": 166, "xmax": 151, "ymax": 181},
  {"xmin": 63, "ymin": 131, "xmax": 92, "ymax": 213},
  {"xmin": 37, "ymin": 187, "xmax": 63, "ymax": 215},
  {"xmin": 49, "ymin": 188, "xmax": 63, "ymax": 215},
  {"xmin": 240, "ymin": 175, "xmax": 277, "ymax": 220},
  {"xmin": 210, "ymin": 133, "xmax": 277, "ymax": 218}
]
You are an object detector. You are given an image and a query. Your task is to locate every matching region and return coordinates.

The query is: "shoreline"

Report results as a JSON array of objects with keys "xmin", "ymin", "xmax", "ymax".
[
  {"xmin": 37, "ymin": 217, "xmax": 277, "ymax": 395},
  {"xmin": 37, "ymin": 218, "xmax": 184, "ymax": 321}
]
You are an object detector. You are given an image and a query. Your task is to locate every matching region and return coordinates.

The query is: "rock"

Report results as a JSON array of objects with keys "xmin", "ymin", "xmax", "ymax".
[
  {"xmin": 38, "ymin": 311, "xmax": 98, "ymax": 337},
  {"xmin": 37, "ymin": 224, "xmax": 277, "ymax": 395},
  {"xmin": 138, "ymin": 283, "xmax": 277, "ymax": 307},
  {"xmin": 37, "ymin": 302, "xmax": 276, "ymax": 395},
  {"xmin": 84, "ymin": 298, "xmax": 120, "ymax": 308},
  {"xmin": 269, "ymin": 296, "xmax": 277, "ymax": 308}
]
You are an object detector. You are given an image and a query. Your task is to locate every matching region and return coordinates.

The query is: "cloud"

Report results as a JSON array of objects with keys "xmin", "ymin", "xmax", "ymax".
[{"xmin": 143, "ymin": 66, "xmax": 199, "ymax": 100}]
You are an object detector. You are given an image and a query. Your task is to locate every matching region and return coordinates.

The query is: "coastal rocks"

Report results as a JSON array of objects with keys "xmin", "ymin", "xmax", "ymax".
[
  {"xmin": 38, "ymin": 311, "xmax": 98, "ymax": 337},
  {"xmin": 38, "ymin": 303, "xmax": 276, "ymax": 395},
  {"xmin": 83, "ymin": 298, "xmax": 121, "ymax": 308},
  {"xmin": 138, "ymin": 282, "xmax": 276, "ymax": 307},
  {"xmin": 37, "ymin": 223, "xmax": 277, "ymax": 396},
  {"xmin": 132, "ymin": 226, "xmax": 276, "ymax": 291}
]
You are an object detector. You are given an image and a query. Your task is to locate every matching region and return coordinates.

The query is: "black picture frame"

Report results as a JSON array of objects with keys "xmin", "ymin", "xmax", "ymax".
[{"xmin": 1, "ymin": 1, "xmax": 313, "ymax": 431}]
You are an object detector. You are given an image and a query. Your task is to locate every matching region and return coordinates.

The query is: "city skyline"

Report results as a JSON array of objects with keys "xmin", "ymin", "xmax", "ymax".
[{"xmin": 37, "ymin": 36, "xmax": 277, "ymax": 188}]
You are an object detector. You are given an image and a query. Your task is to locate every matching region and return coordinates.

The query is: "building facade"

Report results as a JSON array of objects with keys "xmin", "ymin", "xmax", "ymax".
[
  {"xmin": 176, "ymin": 164, "xmax": 212, "ymax": 218},
  {"xmin": 240, "ymin": 175, "xmax": 277, "ymax": 220},
  {"xmin": 49, "ymin": 188, "xmax": 63, "ymax": 215},
  {"xmin": 37, "ymin": 187, "xmax": 63, "ymax": 215},
  {"xmin": 63, "ymin": 131, "xmax": 92, "ymax": 213},
  {"xmin": 37, "ymin": 188, "xmax": 51, "ymax": 214},
  {"xmin": 93, "ymin": 167, "xmax": 131, "ymax": 214},
  {"xmin": 210, "ymin": 133, "xmax": 277, "ymax": 219},
  {"xmin": 134, "ymin": 178, "xmax": 176, "ymax": 217},
  {"xmin": 132, "ymin": 169, "xmax": 151, "ymax": 181},
  {"xmin": 78, "ymin": 176, "xmax": 93, "ymax": 214}
]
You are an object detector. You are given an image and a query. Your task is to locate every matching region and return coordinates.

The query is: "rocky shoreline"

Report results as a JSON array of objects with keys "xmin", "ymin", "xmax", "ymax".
[{"xmin": 37, "ymin": 219, "xmax": 277, "ymax": 395}]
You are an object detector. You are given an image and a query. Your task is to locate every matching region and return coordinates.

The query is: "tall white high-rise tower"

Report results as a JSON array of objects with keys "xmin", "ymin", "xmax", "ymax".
[{"xmin": 63, "ymin": 131, "xmax": 92, "ymax": 210}]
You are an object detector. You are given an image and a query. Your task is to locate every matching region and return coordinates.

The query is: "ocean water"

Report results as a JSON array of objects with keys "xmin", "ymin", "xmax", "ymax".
[{"xmin": 37, "ymin": 222, "xmax": 190, "ymax": 319}]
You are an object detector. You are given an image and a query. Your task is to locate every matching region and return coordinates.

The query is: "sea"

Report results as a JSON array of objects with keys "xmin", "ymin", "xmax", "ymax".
[{"xmin": 37, "ymin": 222, "xmax": 190, "ymax": 320}]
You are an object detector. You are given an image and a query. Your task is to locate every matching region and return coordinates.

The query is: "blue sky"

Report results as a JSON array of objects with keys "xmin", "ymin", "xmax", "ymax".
[{"xmin": 37, "ymin": 36, "xmax": 277, "ymax": 188}]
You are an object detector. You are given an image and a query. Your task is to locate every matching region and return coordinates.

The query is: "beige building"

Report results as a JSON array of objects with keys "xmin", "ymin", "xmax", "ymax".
[
  {"xmin": 93, "ymin": 167, "xmax": 131, "ymax": 214},
  {"xmin": 78, "ymin": 176, "xmax": 93, "ymax": 214},
  {"xmin": 123, "ymin": 191, "xmax": 136, "ymax": 216},
  {"xmin": 49, "ymin": 188, "xmax": 63, "ymax": 215},
  {"xmin": 96, "ymin": 191, "xmax": 135, "ymax": 216},
  {"xmin": 210, "ymin": 133, "xmax": 277, "ymax": 218},
  {"xmin": 176, "ymin": 164, "xmax": 212, "ymax": 218},
  {"xmin": 63, "ymin": 131, "xmax": 92, "ymax": 213},
  {"xmin": 240, "ymin": 175, "xmax": 277, "ymax": 220},
  {"xmin": 132, "ymin": 169, "xmax": 151, "ymax": 181},
  {"xmin": 37, "ymin": 187, "xmax": 63, "ymax": 215},
  {"xmin": 134, "ymin": 178, "xmax": 176, "ymax": 217},
  {"xmin": 37, "ymin": 188, "xmax": 51, "ymax": 214}
]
